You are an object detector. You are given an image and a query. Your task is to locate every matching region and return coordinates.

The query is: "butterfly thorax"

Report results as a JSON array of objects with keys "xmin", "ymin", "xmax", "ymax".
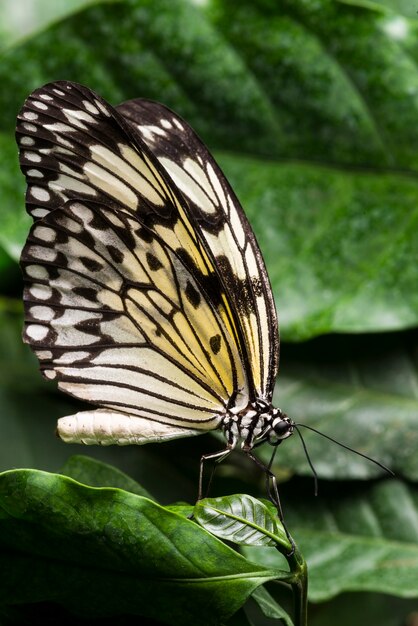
[{"xmin": 222, "ymin": 400, "xmax": 293, "ymax": 451}]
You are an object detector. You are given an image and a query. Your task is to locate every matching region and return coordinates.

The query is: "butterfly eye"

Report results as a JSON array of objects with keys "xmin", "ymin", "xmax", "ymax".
[{"xmin": 272, "ymin": 418, "xmax": 292, "ymax": 439}]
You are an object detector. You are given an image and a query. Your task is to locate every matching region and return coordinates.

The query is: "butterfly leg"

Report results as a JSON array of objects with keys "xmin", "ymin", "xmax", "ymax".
[
  {"xmin": 198, "ymin": 447, "xmax": 232, "ymax": 501},
  {"xmin": 245, "ymin": 451, "xmax": 295, "ymax": 555}
]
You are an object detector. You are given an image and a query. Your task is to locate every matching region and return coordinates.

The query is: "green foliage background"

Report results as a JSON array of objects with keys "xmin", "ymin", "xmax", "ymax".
[{"xmin": 0, "ymin": 0, "xmax": 417, "ymax": 624}]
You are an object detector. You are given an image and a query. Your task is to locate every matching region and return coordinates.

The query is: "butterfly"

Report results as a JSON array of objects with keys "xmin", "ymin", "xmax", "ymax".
[{"xmin": 16, "ymin": 81, "xmax": 294, "ymax": 494}]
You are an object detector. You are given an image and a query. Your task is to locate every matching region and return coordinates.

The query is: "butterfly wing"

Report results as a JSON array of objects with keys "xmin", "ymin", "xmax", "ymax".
[
  {"xmin": 17, "ymin": 81, "xmax": 250, "ymax": 443},
  {"xmin": 117, "ymin": 98, "xmax": 279, "ymax": 402}
]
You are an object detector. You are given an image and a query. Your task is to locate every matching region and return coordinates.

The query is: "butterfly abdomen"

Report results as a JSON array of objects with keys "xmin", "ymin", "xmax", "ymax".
[{"xmin": 57, "ymin": 409, "xmax": 206, "ymax": 445}]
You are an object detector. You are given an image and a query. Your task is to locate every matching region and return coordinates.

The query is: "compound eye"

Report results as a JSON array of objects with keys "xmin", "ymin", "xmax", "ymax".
[{"xmin": 273, "ymin": 419, "xmax": 291, "ymax": 437}]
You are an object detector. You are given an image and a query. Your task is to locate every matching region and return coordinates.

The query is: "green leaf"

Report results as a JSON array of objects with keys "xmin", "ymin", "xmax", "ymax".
[
  {"xmin": 244, "ymin": 479, "xmax": 418, "ymax": 602},
  {"xmin": 0, "ymin": 469, "xmax": 279, "ymax": 625},
  {"xmin": 194, "ymin": 494, "xmax": 291, "ymax": 551},
  {"xmin": 60, "ymin": 454, "xmax": 154, "ymax": 498},
  {"xmin": 251, "ymin": 586, "xmax": 295, "ymax": 626},
  {"xmin": 0, "ymin": 0, "xmax": 417, "ymax": 338}
]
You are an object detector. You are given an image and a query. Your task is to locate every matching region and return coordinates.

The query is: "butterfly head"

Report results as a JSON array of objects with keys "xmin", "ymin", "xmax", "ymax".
[{"xmin": 265, "ymin": 408, "xmax": 294, "ymax": 446}]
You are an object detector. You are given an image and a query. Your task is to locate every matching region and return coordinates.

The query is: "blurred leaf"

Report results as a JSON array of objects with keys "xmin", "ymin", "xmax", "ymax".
[
  {"xmin": 194, "ymin": 494, "xmax": 290, "ymax": 550},
  {"xmin": 309, "ymin": 591, "xmax": 418, "ymax": 626},
  {"xmin": 221, "ymin": 156, "xmax": 418, "ymax": 340},
  {"xmin": 271, "ymin": 330, "xmax": 418, "ymax": 481},
  {"xmin": 0, "ymin": 469, "xmax": 279, "ymax": 625},
  {"xmin": 0, "ymin": 0, "xmax": 416, "ymax": 339},
  {"xmin": 0, "ymin": 0, "xmax": 120, "ymax": 51},
  {"xmin": 244, "ymin": 479, "xmax": 418, "ymax": 601}
]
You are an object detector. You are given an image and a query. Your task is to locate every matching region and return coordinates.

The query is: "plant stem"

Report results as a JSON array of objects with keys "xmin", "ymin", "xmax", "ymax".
[{"xmin": 279, "ymin": 540, "xmax": 308, "ymax": 626}]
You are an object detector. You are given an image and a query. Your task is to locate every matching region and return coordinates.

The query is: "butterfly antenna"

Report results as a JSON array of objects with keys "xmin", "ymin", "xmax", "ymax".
[
  {"xmin": 293, "ymin": 424, "xmax": 319, "ymax": 496},
  {"xmin": 296, "ymin": 423, "xmax": 395, "ymax": 477},
  {"xmin": 268, "ymin": 444, "xmax": 279, "ymax": 472}
]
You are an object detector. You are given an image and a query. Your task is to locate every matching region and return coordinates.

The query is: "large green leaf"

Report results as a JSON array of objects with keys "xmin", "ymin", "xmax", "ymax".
[
  {"xmin": 0, "ymin": 469, "xmax": 279, "ymax": 625},
  {"xmin": 244, "ymin": 479, "xmax": 418, "ymax": 602},
  {"xmin": 0, "ymin": 0, "xmax": 417, "ymax": 338}
]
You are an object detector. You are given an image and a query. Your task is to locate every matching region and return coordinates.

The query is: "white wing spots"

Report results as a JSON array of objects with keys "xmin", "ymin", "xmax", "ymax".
[
  {"xmin": 204, "ymin": 226, "xmax": 246, "ymax": 280},
  {"xmin": 94, "ymin": 99, "xmax": 111, "ymax": 117},
  {"xmin": 245, "ymin": 245, "xmax": 260, "ymax": 279},
  {"xmin": 29, "ymin": 305, "xmax": 55, "ymax": 321},
  {"xmin": 173, "ymin": 118, "xmax": 184, "ymax": 130},
  {"xmin": 39, "ymin": 94, "xmax": 53, "ymax": 101},
  {"xmin": 27, "ymin": 245, "xmax": 57, "ymax": 263},
  {"xmin": 31, "ymin": 187, "xmax": 50, "ymax": 202},
  {"xmin": 27, "ymin": 169, "xmax": 43, "ymax": 178},
  {"xmin": 184, "ymin": 158, "xmax": 218, "ymax": 206},
  {"xmin": 32, "ymin": 208, "xmax": 49, "ymax": 218},
  {"xmin": 35, "ymin": 350, "xmax": 53, "ymax": 360},
  {"xmin": 25, "ymin": 264, "xmax": 49, "ymax": 280},
  {"xmin": 53, "ymin": 88, "xmax": 65, "ymax": 96},
  {"xmin": 62, "ymin": 107, "xmax": 98, "ymax": 129},
  {"xmin": 103, "ymin": 210, "xmax": 125, "ymax": 229},
  {"xmin": 44, "ymin": 370, "xmax": 57, "ymax": 380},
  {"xmin": 26, "ymin": 324, "xmax": 49, "ymax": 341},
  {"xmin": 33, "ymin": 101, "xmax": 48, "ymax": 110},
  {"xmin": 22, "ymin": 111, "xmax": 38, "ymax": 121},
  {"xmin": 56, "ymin": 327, "xmax": 101, "ymax": 347},
  {"xmin": 229, "ymin": 199, "xmax": 246, "ymax": 249},
  {"xmin": 54, "ymin": 351, "xmax": 91, "ymax": 364},
  {"xmin": 83, "ymin": 100, "xmax": 100, "ymax": 115},
  {"xmin": 49, "ymin": 174, "xmax": 97, "ymax": 198},
  {"xmin": 22, "ymin": 123, "xmax": 37, "ymax": 132},
  {"xmin": 207, "ymin": 162, "xmax": 227, "ymax": 207},
  {"xmin": 44, "ymin": 121, "xmax": 75, "ymax": 134},
  {"xmin": 55, "ymin": 215, "xmax": 83, "ymax": 234},
  {"xmin": 118, "ymin": 144, "xmax": 165, "ymax": 203},
  {"xmin": 138, "ymin": 124, "xmax": 167, "ymax": 141},
  {"xmin": 161, "ymin": 156, "xmax": 217, "ymax": 215},
  {"xmin": 72, "ymin": 203, "xmax": 94, "ymax": 223},
  {"xmin": 54, "ymin": 309, "xmax": 100, "ymax": 326},
  {"xmin": 24, "ymin": 152, "xmax": 41, "ymax": 163},
  {"xmin": 58, "ymin": 162, "xmax": 84, "ymax": 178},
  {"xmin": 160, "ymin": 118, "xmax": 172, "ymax": 129},
  {"xmin": 33, "ymin": 226, "xmax": 56, "ymax": 242},
  {"xmin": 20, "ymin": 136, "xmax": 35, "ymax": 146}
]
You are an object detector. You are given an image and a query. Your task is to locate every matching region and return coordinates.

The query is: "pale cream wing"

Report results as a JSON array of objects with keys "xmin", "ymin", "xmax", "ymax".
[{"xmin": 118, "ymin": 98, "xmax": 279, "ymax": 401}]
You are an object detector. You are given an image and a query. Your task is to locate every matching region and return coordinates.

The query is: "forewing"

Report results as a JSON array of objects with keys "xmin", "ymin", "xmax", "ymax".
[
  {"xmin": 118, "ymin": 98, "xmax": 279, "ymax": 401},
  {"xmin": 17, "ymin": 81, "xmax": 249, "ymax": 426}
]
